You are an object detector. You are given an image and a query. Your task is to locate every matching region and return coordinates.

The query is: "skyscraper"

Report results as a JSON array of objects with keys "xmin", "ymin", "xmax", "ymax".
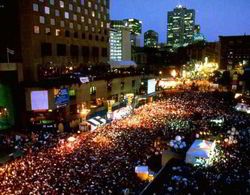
[
  {"xmin": 167, "ymin": 5, "xmax": 195, "ymax": 48},
  {"xmin": 123, "ymin": 19, "xmax": 142, "ymax": 47},
  {"xmin": 0, "ymin": 0, "xmax": 110, "ymax": 81},
  {"xmin": 144, "ymin": 30, "xmax": 159, "ymax": 48},
  {"xmin": 110, "ymin": 21, "xmax": 131, "ymax": 61}
]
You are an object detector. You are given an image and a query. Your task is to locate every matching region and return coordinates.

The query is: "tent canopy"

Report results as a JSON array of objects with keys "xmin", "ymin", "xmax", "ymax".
[
  {"xmin": 135, "ymin": 166, "xmax": 149, "ymax": 174},
  {"xmin": 87, "ymin": 116, "xmax": 106, "ymax": 127},
  {"xmin": 108, "ymin": 60, "xmax": 137, "ymax": 69},
  {"xmin": 186, "ymin": 139, "xmax": 215, "ymax": 159}
]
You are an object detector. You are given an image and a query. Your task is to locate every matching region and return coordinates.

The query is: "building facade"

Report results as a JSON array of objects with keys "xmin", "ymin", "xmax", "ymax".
[
  {"xmin": 144, "ymin": 30, "xmax": 159, "ymax": 48},
  {"xmin": 110, "ymin": 21, "xmax": 131, "ymax": 61},
  {"xmin": 167, "ymin": 5, "xmax": 196, "ymax": 48},
  {"xmin": 0, "ymin": 0, "xmax": 110, "ymax": 81},
  {"xmin": 24, "ymin": 75, "xmax": 148, "ymax": 128},
  {"xmin": 186, "ymin": 42, "xmax": 219, "ymax": 63},
  {"xmin": 219, "ymin": 35, "xmax": 250, "ymax": 69}
]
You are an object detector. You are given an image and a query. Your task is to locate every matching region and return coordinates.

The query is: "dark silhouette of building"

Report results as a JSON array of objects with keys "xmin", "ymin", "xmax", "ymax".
[
  {"xmin": 219, "ymin": 35, "xmax": 250, "ymax": 69},
  {"xmin": 144, "ymin": 30, "xmax": 159, "ymax": 48}
]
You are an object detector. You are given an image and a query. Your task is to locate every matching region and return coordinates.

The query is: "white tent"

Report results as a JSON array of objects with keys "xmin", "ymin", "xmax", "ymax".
[
  {"xmin": 87, "ymin": 116, "xmax": 106, "ymax": 131},
  {"xmin": 112, "ymin": 106, "xmax": 132, "ymax": 120},
  {"xmin": 185, "ymin": 139, "xmax": 216, "ymax": 166},
  {"xmin": 135, "ymin": 166, "xmax": 149, "ymax": 174},
  {"xmin": 108, "ymin": 60, "xmax": 137, "ymax": 69},
  {"xmin": 235, "ymin": 103, "xmax": 250, "ymax": 114}
]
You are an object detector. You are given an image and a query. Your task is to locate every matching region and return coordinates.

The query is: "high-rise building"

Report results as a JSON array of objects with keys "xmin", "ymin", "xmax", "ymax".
[
  {"xmin": 144, "ymin": 30, "xmax": 159, "ymax": 48},
  {"xmin": 109, "ymin": 26, "xmax": 131, "ymax": 61},
  {"xmin": 0, "ymin": 0, "xmax": 110, "ymax": 81},
  {"xmin": 123, "ymin": 19, "xmax": 142, "ymax": 47},
  {"xmin": 167, "ymin": 5, "xmax": 195, "ymax": 48}
]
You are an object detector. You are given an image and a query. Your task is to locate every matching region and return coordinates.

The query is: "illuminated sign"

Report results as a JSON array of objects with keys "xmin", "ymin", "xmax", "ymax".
[
  {"xmin": 55, "ymin": 88, "xmax": 69, "ymax": 107},
  {"xmin": 147, "ymin": 79, "xmax": 157, "ymax": 94},
  {"xmin": 31, "ymin": 91, "xmax": 49, "ymax": 111},
  {"xmin": 79, "ymin": 77, "xmax": 89, "ymax": 83}
]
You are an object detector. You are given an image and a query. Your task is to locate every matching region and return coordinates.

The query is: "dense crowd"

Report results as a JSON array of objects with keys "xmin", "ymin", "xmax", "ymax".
[{"xmin": 0, "ymin": 91, "xmax": 249, "ymax": 194}]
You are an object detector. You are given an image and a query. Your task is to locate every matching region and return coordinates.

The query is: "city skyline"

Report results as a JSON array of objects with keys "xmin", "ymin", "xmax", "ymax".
[{"xmin": 111, "ymin": 0, "xmax": 250, "ymax": 43}]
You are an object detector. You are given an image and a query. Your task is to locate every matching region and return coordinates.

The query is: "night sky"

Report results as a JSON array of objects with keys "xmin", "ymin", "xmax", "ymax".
[{"xmin": 110, "ymin": 0, "xmax": 250, "ymax": 43}]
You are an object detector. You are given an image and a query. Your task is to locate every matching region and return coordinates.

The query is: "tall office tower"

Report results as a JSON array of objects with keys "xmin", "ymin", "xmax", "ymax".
[
  {"xmin": 0, "ymin": 0, "xmax": 110, "ymax": 81},
  {"xmin": 123, "ymin": 18, "xmax": 142, "ymax": 47},
  {"xmin": 110, "ymin": 21, "xmax": 131, "ymax": 61},
  {"xmin": 144, "ymin": 30, "xmax": 159, "ymax": 48},
  {"xmin": 167, "ymin": 5, "xmax": 195, "ymax": 48}
]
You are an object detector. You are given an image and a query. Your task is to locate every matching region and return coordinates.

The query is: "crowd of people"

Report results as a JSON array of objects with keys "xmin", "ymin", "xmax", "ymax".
[{"xmin": 0, "ymin": 91, "xmax": 249, "ymax": 194}]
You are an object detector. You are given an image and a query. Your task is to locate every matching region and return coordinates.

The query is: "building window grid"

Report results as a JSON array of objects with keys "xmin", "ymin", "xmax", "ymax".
[{"xmin": 32, "ymin": 0, "xmax": 109, "ymax": 39}]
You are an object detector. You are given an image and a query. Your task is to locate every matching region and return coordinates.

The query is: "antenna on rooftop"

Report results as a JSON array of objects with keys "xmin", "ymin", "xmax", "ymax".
[{"xmin": 177, "ymin": 0, "xmax": 184, "ymax": 8}]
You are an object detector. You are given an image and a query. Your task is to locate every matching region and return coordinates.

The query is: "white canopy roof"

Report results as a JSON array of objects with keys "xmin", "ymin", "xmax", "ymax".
[
  {"xmin": 135, "ymin": 166, "xmax": 149, "ymax": 174},
  {"xmin": 186, "ymin": 139, "xmax": 215, "ymax": 159},
  {"xmin": 87, "ymin": 116, "xmax": 106, "ymax": 127},
  {"xmin": 108, "ymin": 60, "xmax": 137, "ymax": 69}
]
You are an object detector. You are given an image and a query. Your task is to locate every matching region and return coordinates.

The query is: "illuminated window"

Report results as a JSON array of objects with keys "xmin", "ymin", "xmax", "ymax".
[
  {"xmin": 50, "ymin": 0, "xmax": 54, "ymax": 5},
  {"xmin": 34, "ymin": 26, "xmax": 40, "ymax": 34},
  {"xmin": 60, "ymin": 21, "xmax": 65, "ymax": 27},
  {"xmin": 77, "ymin": 6, "xmax": 81, "ymax": 13},
  {"xmin": 65, "ymin": 12, "xmax": 69, "ymax": 19},
  {"xmin": 88, "ymin": 18, "xmax": 91, "ymax": 24},
  {"xmin": 45, "ymin": 27, "xmax": 51, "ymax": 35},
  {"xmin": 73, "ymin": 14, "xmax": 77, "ymax": 21},
  {"xmin": 60, "ymin": 1, "xmax": 64, "ymax": 8},
  {"xmin": 69, "ymin": 4, "xmax": 73, "ymax": 11},
  {"xmin": 81, "ymin": 16, "xmax": 84, "ymax": 22},
  {"xmin": 55, "ymin": 9, "xmax": 60, "ymax": 17},
  {"xmin": 33, "ymin": 4, "xmax": 39, "ymax": 12},
  {"xmin": 77, "ymin": 24, "xmax": 81, "ymax": 30},
  {"xmin": 92, "ymin": 11, "xmax": 95, "ymax": 17},
  {"xmin": 80, "ymin": 0, "xmax": 85, "ymax": 5},
  {"xmin": 39, "ymin": 16, "xmax": 45, "ymax": 24},
  {"xmin": 55, "ymin": 29, "xmax": 61, "ymax": 36},
  {"xmin": 69, "ymin": 22, "xmax": 73, "ymax": 29},
  {"xmin": 50, "ymin": 18, "xmax": 55, "ymax": 25},
  {"xmin": 44, "ymin": 6, "xmax": 50, "ymax": 14},
  {"xmin": 88, "ymin": 2, "xmax": 91, "ymax": 8}
]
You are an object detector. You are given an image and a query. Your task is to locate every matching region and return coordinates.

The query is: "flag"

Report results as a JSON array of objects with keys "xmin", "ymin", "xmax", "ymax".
[{"xmin": 7, "ymin": 48, "xmax": 15, "ymax": 55}]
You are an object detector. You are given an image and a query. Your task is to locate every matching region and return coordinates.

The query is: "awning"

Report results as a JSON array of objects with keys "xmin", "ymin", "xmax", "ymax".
[{"xmin": 87, "ymin": 116, "xmax": 106, "ymax": 127}]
